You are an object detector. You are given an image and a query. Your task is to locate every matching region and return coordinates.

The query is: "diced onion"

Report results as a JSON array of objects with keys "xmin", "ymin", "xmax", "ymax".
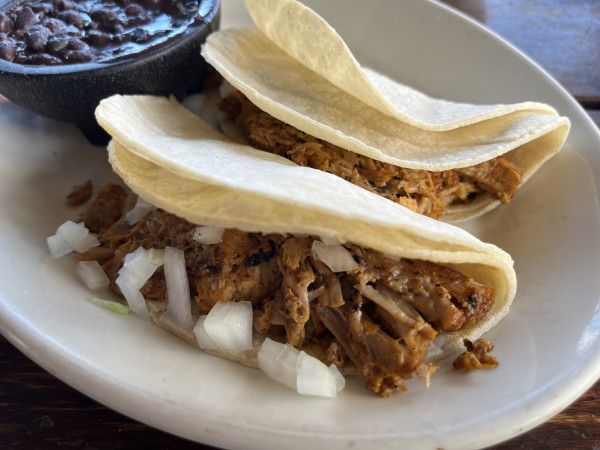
[
  {"xmin": 47, "ymin": 220, "xmax": 99, "ymax": 257},
  {"xmin": 328, "ymin": 364, "xmax": 346, "ymax": 393},
  {"xmin": 318, "ymin": 235, "xmax": 341, "ymax": 245},
  {"xmin": 192, "ymin": 225, "xmax": 225, "ymax": 244},
  {"xmin": 257, "ymin": 338, "xmax": 345, "ymax": 397},
  {"xmin": 115, "ymin": 247, "xmax": 162, "ymax": 318},
  {"xmin": 90, "ymin": 297, "xmax": 131, "ymax": 315},
  {"xmin": 193, "ymin": 316, "xmax": 218, "ymax": 350},
  {"xmin": 119, "ymin": 247, "xmax": 162, "ymax": 290},
  {"xmin": 115, "ymin": 281, "xmax": 148, "ymax": 318},
  {"xmin": 196, "ymin": 301, "xmax": 253, "ymax": 353},
  {"xmin": 76, "ymin": 260, "xmax": 110, "ymax": 290},
  {"xmin": 162, "ymin": 246, "xmax": 193, "ymax": 328},
  {"xmin": 257, "ymin": 338, "xmax": 298, "ymax": 390},
  {"xmin": 296, "ymin": 351, "xmax": 343, "ymax": 397},
  {"xmin": 312, "ymin": 241, "xmax": 359, "ymax": 272},
  {"xmin": 46, "ymin": 234, "xmax": 73, "ymax": 258}
]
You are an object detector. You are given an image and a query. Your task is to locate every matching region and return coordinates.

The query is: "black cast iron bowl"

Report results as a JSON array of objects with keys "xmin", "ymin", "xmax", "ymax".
[{"xmin": 0, "ymin": 0, "xmax": 220, "ymax": 145}]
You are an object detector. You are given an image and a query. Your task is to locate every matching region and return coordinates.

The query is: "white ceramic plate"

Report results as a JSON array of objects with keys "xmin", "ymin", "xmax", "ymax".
[{"xmin": 1, "ymin": 1, "xmax": 600, "ymax": 448}]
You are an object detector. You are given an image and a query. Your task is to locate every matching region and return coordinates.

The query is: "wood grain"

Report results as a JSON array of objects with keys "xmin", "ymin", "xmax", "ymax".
[{"xmin": 444, "ymin": 0, "xmax": 600, "ymax": 102}]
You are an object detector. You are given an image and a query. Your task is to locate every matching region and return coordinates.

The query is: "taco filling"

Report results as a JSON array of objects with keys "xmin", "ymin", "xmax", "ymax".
[
  {"xmin": 74, "ymin": 183, "xmax": 496, "ymax": 397},
  {"xmin": 220, "ymin": 91, "xmax": 524, "ymax": 219}
]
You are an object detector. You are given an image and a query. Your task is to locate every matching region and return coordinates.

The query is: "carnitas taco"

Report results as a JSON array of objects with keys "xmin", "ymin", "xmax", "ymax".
[
  {"xmin": 199, "ymin": 0, "xmax": 570, "ymax": 221},
  {"xmin": 84, "ymin": 94, "xmax": 517, "ymax": 397}
]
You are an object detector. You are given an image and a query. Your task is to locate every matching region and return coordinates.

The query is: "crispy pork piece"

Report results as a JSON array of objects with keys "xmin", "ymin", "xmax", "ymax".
[{"xmin": 453, "ymin": 338, "xmax": 499, "ymax": 372}]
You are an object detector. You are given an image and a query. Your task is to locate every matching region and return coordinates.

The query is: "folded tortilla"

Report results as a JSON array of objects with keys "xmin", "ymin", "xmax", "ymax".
[
  {"xmin": 96, "ymin": 94, "xmax": 516, "ymax": 374},
  {"xmin": 200, "ymin": 0, "xmax": 570, "ymax": 222}
]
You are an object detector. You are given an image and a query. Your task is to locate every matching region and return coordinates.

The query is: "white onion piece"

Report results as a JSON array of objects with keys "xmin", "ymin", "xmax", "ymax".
[
  {"xmin": 125, "ymin": 197, "xmax": 155, "ymax": 225},
  {"xmin": 116, "ymin": 279, "xmax": 149, "ymax": 318},
  {"xmin": 115, "ymin": 247, "xmax": 162, "ymax": 318},
  {"xmin": 193, "ymin": 315, "xmax": 218, "ymax": 350},
  {"xmin": 312, "ymin": 241, "xmax": 359, "ymax": 272},
  {"xmin": 46, "ymin": 234, "xmax": 73, "ymax": 258},
  {"xmin": 318, "ymin": 235, "xmax": 341, "ymax": 245},
  {"xmin": 296, "ymin": 351, "xmax": 339, "ymax": 398},
  {"xmin": 203, "ymin": 301, "xmax": 253, "ymax": 352},
  {"xmin": 163, "ymin": 246, "xmax": 194, "ymax": 328},
  {"xmin": 192, "ymin": 225, "xmax": 225, "ymax": 244},
  {"xmin": 328, "ymin": 364, "xmax": 346, "ymax": 393},
  {"xmin": 258, "ymin": 338, "xmax": 344, "ymax": 397},
  {"xmin": 297, "ymin": 373, "xmax": 336, "ymax": 398},
  {"xmin": 76, "ymin": 260, "xmax": 110, "ymax": 290},
  {"xmin": 47, "ymin": 221, "xmax": 100, "ymax": 257},
  {"xmin": 119, "ymin": 247, "xmax": 162, "ymax": 290},
  {"xmin": 56, "ymin": 220, "xmax": 100, "ymax": 252},
  {"xmin": 257, "ymin": 338, "xmax": 298, "ymax": 390}
]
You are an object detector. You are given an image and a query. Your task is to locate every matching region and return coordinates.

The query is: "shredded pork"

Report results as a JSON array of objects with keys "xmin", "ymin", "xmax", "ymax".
[
  {"xmin": 220, "ymin": 91, "xmax": 523, "ymax": 219},
  {"xmin": 453, "ymin": 338, "xmax": 499, "ymax": 372},
  {"xmin": 75, "ymin": 185, "xmax": 497, "ymax": 396}
]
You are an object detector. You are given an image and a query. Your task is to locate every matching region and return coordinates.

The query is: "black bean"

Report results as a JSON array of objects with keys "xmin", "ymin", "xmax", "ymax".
[
  {"xmin": 25, "ymin": 24, "xmax": 52, "ymax": 52},
  {"xmin": 111, "ymin": 30, "xmax": 125, "ymax": 45},
  {"xmin": 0, "ymin": 39, "xmax": 16, "ymax": 61},
  {"xmin": 12, "ymin": 29, "xmax": 27, "ymax": 40},
  {"xmin": 43, "ymin": 17, "xmax": 66, "ymax": 32},
  {"xmin": 55, "ymin": 0, "xmax": 76, "ymax": 11},
  {"xmin": 26, "ymin": 52, "xmax": 62, "ymax": 64},
  {"xmin": 83, "ymin": 29, "xmax": 110, "ymax": 46},
  {"xmin": 68, "ymin": 37, "xmax": 89, "ymax": 50},
  {"xmin": 15, "ymin": 6, "xmax": 40, "ymax": 31},
  {"xmin": 61, "ymin": 48, "xmax": 93, "ymax": 62},
  {"xmin": 29, "ymin": 2, "xmax": 54, "ymax": 14},
  {"xmin": 90, "ymin": 8, "xmax": 118, "ymax": 30},
  {"xmin": 125, "ymin": 3, "xmax": 145, "ymax": 16},
  {"xmin": 45, "ymin": 34, "xmax": 70, "ymax": 53},
  {"xmin": 124, "ymin": 4, "xmax": 148, "ymax": 25},
  {"xmin": 57, "ymin": 10, "xmax": 88, "ymax": 29},
  {"xmin": 0, "ymin": 12, "xmax": 13, "ymax": 34},
  {"xmin": 52, "ymin": 24, "xmax": 81, "ymax": 37}
]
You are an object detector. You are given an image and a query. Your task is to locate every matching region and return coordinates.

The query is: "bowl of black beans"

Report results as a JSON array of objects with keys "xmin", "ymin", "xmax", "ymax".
[{"xmin": 0, "ymin": 0, "xmax": 220, "ymax": 144}]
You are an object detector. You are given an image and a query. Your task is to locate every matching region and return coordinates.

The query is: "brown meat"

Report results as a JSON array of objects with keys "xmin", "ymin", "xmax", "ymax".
[
  {"xmin": 66, "ymin": 180, "xmax": 93, "ymax": 207},
  {"xmin": 194, "ymin": 229, "xmax": 283, "ymax": 310},
  {"xmin": 276, "ymin": 237, "xmax": 316, "ymax": 346},
  {"xmin": 348, "ymin": 246, "xmax": 495, "ymax": 332},
  {"xmin": 80, "ymin": 183, "xmax": 127, "ymax": 233},
  {"xmin": 453, "ymin": 338, "xmax": 499, "ymax": 372},
  {"xmin": 80, "ymin": 186, "xmax": 499, "ymax": 396},
  {"xmin": 220, "ymin": 91, "xmax": 523, "ymax": 219}
]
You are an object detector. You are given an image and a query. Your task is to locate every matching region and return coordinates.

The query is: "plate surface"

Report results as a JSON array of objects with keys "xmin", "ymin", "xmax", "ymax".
[{"xmin": 1, "ymin": 1, "xmax": 600, "ymax": 449}]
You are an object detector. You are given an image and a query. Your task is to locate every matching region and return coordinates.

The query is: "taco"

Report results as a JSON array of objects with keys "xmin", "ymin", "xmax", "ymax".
[
  {"xmin": 89, "ymin": 94, "xmax": 516, "ymax": 397},
  {"xmin": 199, "ymin": 0, "xmax": 570, "ymax": 221}
]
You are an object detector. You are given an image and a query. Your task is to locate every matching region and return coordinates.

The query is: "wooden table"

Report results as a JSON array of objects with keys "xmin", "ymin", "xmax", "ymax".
[{"xmin": 1, "ymin": 1, "xmax": 599, "ymax": 448}]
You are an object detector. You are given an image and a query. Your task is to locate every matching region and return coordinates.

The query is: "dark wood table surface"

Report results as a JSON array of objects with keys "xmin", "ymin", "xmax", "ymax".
[{"xmin": 2, "ymin": 0, "xmax": 600, "ymax": 448}]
